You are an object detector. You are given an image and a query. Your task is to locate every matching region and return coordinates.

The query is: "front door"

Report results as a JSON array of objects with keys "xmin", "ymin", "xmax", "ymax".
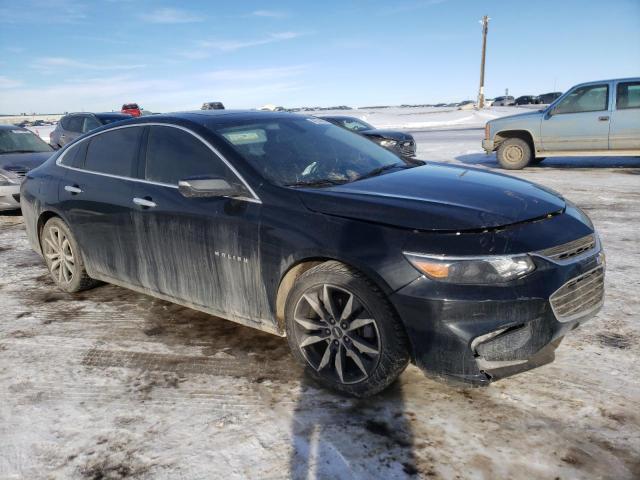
[
  {"xmin": 610, "ymin": 80, "xmax": 640, "ymax": 150},
  {"xmin": 130, "ymin": 124, "xmax": 272, "ymax": 329},
  {"xmin": 58, "ymin": 125, "xmax": 143, "ymax": 284},
  {"xmin": 540, "ymin": 83, "xmax": 611, "ymax": 151}
]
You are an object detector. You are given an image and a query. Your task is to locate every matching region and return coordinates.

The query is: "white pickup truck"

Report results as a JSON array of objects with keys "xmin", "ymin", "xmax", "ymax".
[{"xmin": 483, "ymin": 78, "xmax": 640, "ymax": 169}]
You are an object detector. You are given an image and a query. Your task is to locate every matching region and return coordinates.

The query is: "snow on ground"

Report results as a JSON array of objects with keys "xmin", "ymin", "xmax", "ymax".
[
  {"xmin": 1, "ymin": 114, "xmax": 639, "ymax": 480},
  {"xmin": 26, "ymin": 125, "xmax": 55, "ymax": 143}
]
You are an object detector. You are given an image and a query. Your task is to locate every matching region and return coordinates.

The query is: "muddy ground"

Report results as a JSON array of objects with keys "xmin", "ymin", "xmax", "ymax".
[{"xmin": 1, "ymin": 132, "xmax": 639, "ymax": 479}]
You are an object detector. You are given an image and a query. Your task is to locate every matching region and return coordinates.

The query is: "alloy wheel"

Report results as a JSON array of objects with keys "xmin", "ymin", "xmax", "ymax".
[
  {"xmin": 293, "ymin": 284, "xmax": 381, "ymax": 384},
  {"xmin": 43, "ymin": 226, "xmax": 75, "ymax": 285}
]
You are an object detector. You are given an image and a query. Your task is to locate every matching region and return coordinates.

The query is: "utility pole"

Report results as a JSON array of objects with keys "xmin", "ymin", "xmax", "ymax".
[{"xmin": 477, "ymin": 15, "xmax": 489, "ymax": 109}]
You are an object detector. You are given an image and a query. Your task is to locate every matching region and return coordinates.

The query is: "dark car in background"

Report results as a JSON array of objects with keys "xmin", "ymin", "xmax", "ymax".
[
  {"xmin": 492, "ymin": 96, "xmax": 516, "ymax": 106},
  {"xmin": 538, "ymin": 92, "xmax": 563, "ymax": 104},
  {"xmin": 320, "ymin": 115, "xmax": 416, "ymax": 158},
  {"xmin": 50, "ymin": 112, "xmax": 132, "ymax": 148},
  {"xmin": 0, "ymin": 125, "xmax": 53, "ymax": 210},
  {"xmin": 21, "ymin": 110, "xmax": 604, "ymax": 397},
  {"xmin": 202, "ymin": 102, "xmax": 225, "ymax": 110},
  {"xmin": 514, "ymin": 95, "xmax": 541, "ymax": 105}
]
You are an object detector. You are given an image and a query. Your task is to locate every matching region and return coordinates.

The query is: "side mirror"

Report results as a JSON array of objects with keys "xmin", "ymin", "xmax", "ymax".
[{"xmin": 178, "ymin": 176, "xmax": 247, "ymax": 199}]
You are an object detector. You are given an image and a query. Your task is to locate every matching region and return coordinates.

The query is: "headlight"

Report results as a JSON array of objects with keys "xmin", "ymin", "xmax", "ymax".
[
  {"xmin": 404, "ymin": 252, "xmax": 536, "ymax": 284},
  {"xmin": 379, "ymin": 139, "xmax": 397, "ymax": 147}
]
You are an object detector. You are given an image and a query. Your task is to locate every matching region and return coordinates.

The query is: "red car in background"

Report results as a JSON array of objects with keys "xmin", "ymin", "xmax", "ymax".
[{"xmin": 121, "ymin": 103, "xmax": 141, "ymax": 117}]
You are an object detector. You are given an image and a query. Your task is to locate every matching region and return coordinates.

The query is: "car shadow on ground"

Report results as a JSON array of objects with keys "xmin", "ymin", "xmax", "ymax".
[{"xmin": 455, "ymin": 152, "xmax": 640, "ymax": 170}]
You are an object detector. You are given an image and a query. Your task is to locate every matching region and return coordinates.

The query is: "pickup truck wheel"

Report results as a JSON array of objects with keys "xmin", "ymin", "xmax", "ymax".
[
  {"xmin": 285, "ymin": 261, "xmax": 410, "ymax": 397},
  {"xmin": 41, "ymin": 217, "xmax": 99, "ymax": 293},
  {"xmin": 497, "ymin": 137, "xmax": 532, "ymax": 169}
]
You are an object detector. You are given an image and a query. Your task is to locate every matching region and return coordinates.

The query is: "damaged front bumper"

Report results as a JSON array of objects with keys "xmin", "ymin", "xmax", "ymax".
[{"xmin": 390, "ymin": 239, "xmax": 605, "ymax": 385}]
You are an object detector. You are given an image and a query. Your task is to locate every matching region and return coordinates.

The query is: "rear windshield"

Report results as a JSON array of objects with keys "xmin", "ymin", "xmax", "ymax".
[
  {"xmin": 122, "ymin": 104, "xmax": 139, "ymax": 109},
  {"xmin": 0, "ymin": 129, "xmax": 53, "ymax": 154},
  {"xmin": 208, "ymin": 116, "xmax": 403, "ymax": 186}
]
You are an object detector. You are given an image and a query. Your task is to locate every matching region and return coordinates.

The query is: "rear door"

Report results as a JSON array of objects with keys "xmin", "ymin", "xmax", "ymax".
[
  {"xmin": 540, "ymin": 83, "xmax": 611, "ymax": 151},
  {"xmin": 609, "ymin": 80, "xmax": 640, "ymax": 150},
  {"xmin": 130, "ymin": 124, "xmax": 270, "ymax": 327},
  {"xmin": 58, "ymin": 125, "xmax": 143, "ymax": 284}
]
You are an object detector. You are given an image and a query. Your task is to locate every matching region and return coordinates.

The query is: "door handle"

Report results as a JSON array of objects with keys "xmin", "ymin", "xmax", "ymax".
[
  {"xmin": 64, "ymin": 185, "xmax": 82, "ymax": 194},
  {"xmin": 598, "ymin": 116, "xmax": 609, "ymax": 121},
  {"xmin": 133, "ymin": 197, "xmax": 157, "ymax": 208}
]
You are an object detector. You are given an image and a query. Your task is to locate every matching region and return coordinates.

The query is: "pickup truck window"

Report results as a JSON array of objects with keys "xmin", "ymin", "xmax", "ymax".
[
  {"xmin": 616, "ymin": 81, "xmax": 640, "ymax": 109},
  {"xmin": 554, "ymin": 84, "xmax": 608, "ymax": 114}
]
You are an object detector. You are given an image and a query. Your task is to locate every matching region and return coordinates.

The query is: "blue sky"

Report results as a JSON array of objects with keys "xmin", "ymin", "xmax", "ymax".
[{"xmin": 1, "ymin": 0, "xmax": 639, "ymax": 113}]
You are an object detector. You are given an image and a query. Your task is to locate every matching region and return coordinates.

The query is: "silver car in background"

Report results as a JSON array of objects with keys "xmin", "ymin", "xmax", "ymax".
[
  {"xmin": 50, "ymin": 112, "xmax": 131, "ymax": 148},
  {"xmin": 483, "ymin": 77, "xmax": 640, "ymax": 169}
]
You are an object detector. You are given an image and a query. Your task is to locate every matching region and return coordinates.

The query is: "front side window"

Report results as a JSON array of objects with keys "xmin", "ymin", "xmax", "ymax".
[
  {"xmin": 210, "ymin": 116, "xmax": 406, "ymax": 186},
  {"xmin": 85, "ymin": 127, "xmax": 142, "ymax": 177},
  {"xmin": 616, "ymin": 81, "xmax": 640, "ymax": 110},
  {"xmin": 554, "ymin": 84, "xmax": 609, "ymax": 114},
  {"xmin": 145, "ymin": 126, "xmax": 232, "ymax": 185},
  {"xmin": 82, "ymin": 116, "xmax": 101, "ymax": 133}
]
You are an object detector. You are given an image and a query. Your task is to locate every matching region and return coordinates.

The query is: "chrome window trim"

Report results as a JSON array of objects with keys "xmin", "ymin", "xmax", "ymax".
[{"xmin": 55, "ymin": 122, "xmax": 262, "ymax": 204}]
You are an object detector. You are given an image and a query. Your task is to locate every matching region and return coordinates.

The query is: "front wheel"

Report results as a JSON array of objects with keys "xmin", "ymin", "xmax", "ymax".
[
  {"xmin": 285, "ymin": 261, "xmax": 410, "ymax": 397},
  {"xmin": 496, "ymin": 137, "xmax": 533, "ymax": 170},
  {"xmin": 41, "ymin": 217, "xmax": 99, "ymax": 293}
]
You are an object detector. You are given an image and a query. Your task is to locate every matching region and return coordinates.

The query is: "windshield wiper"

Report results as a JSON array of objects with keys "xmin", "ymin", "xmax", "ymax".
[
  {"xmin": 356, "ymin": 162, "xmax": 411, "ymax": 181},
  {"xmin": 284, "ymin": 178, "xmax": 349, "ymax": 188}
]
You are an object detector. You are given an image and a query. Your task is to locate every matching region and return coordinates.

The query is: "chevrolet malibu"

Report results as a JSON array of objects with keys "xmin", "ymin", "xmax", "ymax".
[{"xmin": 20, "ymin": 111, "xmax": 605, "ymax": 397}]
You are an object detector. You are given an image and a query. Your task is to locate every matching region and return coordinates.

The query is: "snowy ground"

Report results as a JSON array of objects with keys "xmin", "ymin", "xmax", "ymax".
[{"xmin": 2, "ymin": 113, "xmax": 640, "ymax": 480}]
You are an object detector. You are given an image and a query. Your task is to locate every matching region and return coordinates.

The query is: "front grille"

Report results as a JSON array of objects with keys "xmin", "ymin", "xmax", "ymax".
[
  {"xmin": 398, "ymin": 141, "xmax": 415, "ymax": 156},
  {"xmin": 550, "ymin": 266, "xmax": 604, "ymax": 322},
  {"xmin": 538, "ymin": 234, "xmax": 596, "ymax": 261},
  {"xmin": 4, "ymin": 166, "xmax": 29, "ymax": 178}
]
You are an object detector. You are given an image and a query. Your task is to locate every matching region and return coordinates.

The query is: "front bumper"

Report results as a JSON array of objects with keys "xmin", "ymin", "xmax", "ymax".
[
  {"xmin": 0, "ymin": 184, "xmax": 21, "ymax": 211},
  {"xmin": 390, "ymin": 242, "xmax": 605, "ymax": 385},
  {"xmin": 482, "ymin": 138, "xmax": 494, "ymax": 153}
]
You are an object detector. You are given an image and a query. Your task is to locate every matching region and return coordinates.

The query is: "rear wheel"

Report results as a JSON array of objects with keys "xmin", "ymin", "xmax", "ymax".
[
  {"xmin": 41, "ymin": 217, "xmax": 98, "ymax": 293},
  {"xmin": 285, "ymin": 261, "xmax": 410, "ymax": 397},
  {"xmin": 496, "ymin": 137, "xmax": 533, "ymax": 169}
]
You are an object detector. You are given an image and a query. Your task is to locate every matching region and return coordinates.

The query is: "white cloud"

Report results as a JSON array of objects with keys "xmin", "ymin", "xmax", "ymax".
[
  {"xmin": 31, "ymin": 57, "xmax": 147, "ymax": 72},
  {"xmin": 0, "ymin": 76, "xmax": 22, "ymax": 89},
  {"xmin": 199, "ymin": 65, "xmax": 308, "ymax": 82},
  {"xmin": 198, "ymin": 32, "xmax": 303, "ymax": 53},
  {"xmin": 252, "ymin": 10, "xmax": 289, "ymax": 18},
  {"xmin": 140, "ymin": 7, "xmax": 203, "ymax": 24}
]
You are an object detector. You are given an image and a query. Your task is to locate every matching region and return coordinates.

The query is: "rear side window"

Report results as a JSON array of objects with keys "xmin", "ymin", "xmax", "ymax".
[
  {"xmin": 82, "ymin": 116, "xmax": 101, "ymax": 133},
  {"xmin": 554, "ymin": 84, "xmax": 609, "ymax": 114},
  {"xmin": 145, "ymin": 126, "xmax": 231, "ymax": 185},
  {"xmin": 60, "ymin": 141, "xmax": 87, "ymax": 167},
  {"xmin": 616, "ymin": 81, "xmax": 640, "ymax": 109},
  {"xmin": 65, "ymin": 116, "xmax": 84, "ymax": 133},
  {"xmin": 85, "ymin": 127, "xmax": 142, "ymax": 177}
]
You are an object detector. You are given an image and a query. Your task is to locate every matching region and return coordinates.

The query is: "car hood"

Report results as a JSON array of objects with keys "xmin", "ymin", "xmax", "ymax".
[
  {"xmin": 490, "ymin": 110, "xmax": 543, "ymax": 124},
  {"xmin": 360, "ymin": 129, "xmax": 413, "ymax": 141},
  {"xmin": 0, "ymin": 151, "xmax": 53, "ymax": 171},
  {"xmin": 298, "ymin": 163, "xmax": 565, "ymax": 232}
]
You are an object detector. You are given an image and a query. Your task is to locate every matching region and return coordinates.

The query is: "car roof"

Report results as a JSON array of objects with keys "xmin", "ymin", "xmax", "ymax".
[
  {"xmin": 572, "ymin": 77, "xmax": 640, "ymax": 88},
  {"xmin": 317, "ymin": 115, "xmax": 363, "ymax": 121}
]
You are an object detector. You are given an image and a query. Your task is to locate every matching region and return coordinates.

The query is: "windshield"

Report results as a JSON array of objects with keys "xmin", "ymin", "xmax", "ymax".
[
  {"xmin": 332, "ymin": 117, "xmax": 374, "ymax": 132},
  {"xmin": 0, "ymin": 129, "xmax": 53, "ymax": 154},
  {"xmin": 96, "ymin": 114, "xmax": 131, "ymax": 125},
  {"xmin": 210, "ymin": 116, "xmax": 407, "ymax": 186}
]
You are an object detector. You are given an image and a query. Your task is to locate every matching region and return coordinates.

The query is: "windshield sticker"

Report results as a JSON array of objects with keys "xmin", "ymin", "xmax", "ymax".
[
  {"xmin": 222, "ymin": 129, "xmax": 267, "ymax": 145},
  {"xmin": 11, "ymin": 130, "xmax": 31, "ymax": 134}
]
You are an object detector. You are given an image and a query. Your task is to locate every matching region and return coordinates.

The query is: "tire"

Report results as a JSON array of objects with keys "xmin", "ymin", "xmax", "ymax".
[
  {"xmin": 496, "ymin": 137, "xmax": 533, "ymax": 169},
  {"xmin": 531, "ymin": 157, "xmax": 545, "ymax": 165},
  {"xmin": 41, "ymin": 217, "xmax": 99, "ymax": 293},
  {"xmin": 285, "ymin": 261, "xmax": 410, "ymax": 397}
]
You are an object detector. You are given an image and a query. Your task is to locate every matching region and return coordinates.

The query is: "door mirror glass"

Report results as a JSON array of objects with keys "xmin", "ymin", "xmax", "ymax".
[{"xmin": 178, "ymin": 176, "xmax": 247, "ymax": 198}]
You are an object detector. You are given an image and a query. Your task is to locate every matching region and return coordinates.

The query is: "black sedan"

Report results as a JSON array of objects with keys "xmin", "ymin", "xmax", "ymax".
[
  {"xmin": 320, "ymin": 115, "xmax": 416, "ymax": 158},
  {"xmin": 0, "ymin": 125, "xmax": 53, "ymax": 210},
  {"xmin": 21, "ymin": 111, "xmax": 604, "ymax": 397}
]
